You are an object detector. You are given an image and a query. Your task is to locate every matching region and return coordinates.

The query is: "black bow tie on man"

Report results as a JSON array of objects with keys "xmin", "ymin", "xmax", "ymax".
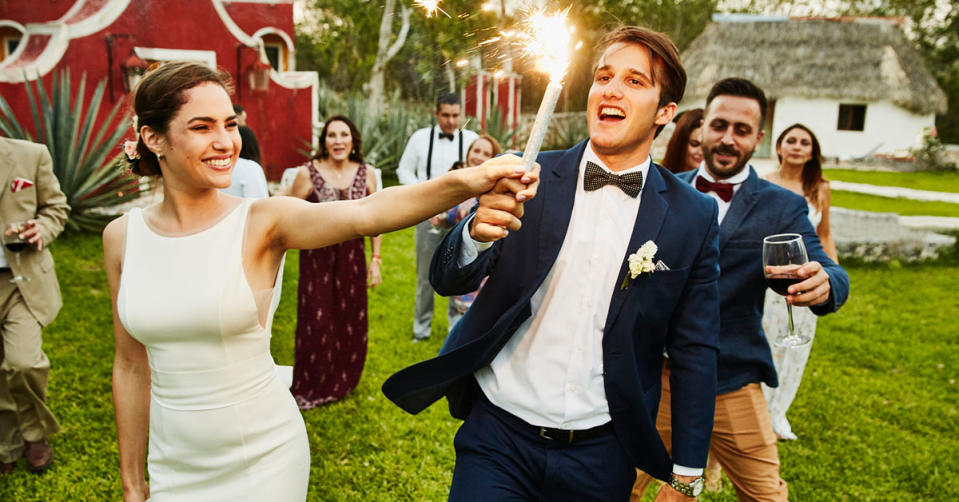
[
  {"xmin": 438, "ymin": 132, "xmax": 455, "ymax": 141},
  {"xmin": 694, "ymin": 175, "xmax": 735, "ymax": 202},
  {"xmin": 582, "ymin": 161, "xmax": 644, "ymax": 198}
]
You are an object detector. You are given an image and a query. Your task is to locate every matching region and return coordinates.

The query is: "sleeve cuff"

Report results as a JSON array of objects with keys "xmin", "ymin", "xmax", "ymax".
[
  {"xmin": 457, "ymin": 215, "xmax": 492, "ymax": 267},
  {"xmin": 672, "ymin": 465, "xmax": 704, "ymax": 477}
]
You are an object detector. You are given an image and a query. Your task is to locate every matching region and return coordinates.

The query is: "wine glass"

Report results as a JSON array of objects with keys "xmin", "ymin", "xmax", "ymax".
[
  {"xmin": 762, "ymin": 233, "xmax": 809, "ymax": 348},
  {"xmin": 2, "ymin": 222, "xmax": 31, "ymax": 283}
]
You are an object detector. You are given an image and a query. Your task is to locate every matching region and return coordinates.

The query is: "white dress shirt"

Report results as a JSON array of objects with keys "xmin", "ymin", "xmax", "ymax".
[
  {"xmin": 692, "ymin": 164, "xmax": 750, "ymax": 224},
  {"xmin": 465, "ymin": 143, "xmax": 648, "ymax": 430},
  {"xmin": 221, "ymin": 158, "xmax": 269, "ymax": 199},
  {"xmin": 396, "ymin": 126, "xmax": 479, "ymax": 185}
]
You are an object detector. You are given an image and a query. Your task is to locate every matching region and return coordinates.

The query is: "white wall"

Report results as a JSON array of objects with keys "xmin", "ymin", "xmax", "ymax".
[{"xmin": 772, "ymin": 97, "xmax": 935, "ymax": 160}]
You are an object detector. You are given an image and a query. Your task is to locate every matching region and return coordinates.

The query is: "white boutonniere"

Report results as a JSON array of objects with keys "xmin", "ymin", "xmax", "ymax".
[{"xmin": 620, "ymin": 240, "xmax": 658, "ymax": 290}]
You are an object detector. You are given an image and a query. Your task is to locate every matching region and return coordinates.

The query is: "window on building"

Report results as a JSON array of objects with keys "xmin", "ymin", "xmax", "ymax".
[
  {"xmin": 264, "ymin": 44, "xmax": 281, "ymax": 72},
  {"xmin": 837, "ymin": 104, "xmax": 867, "ymax": 131}
]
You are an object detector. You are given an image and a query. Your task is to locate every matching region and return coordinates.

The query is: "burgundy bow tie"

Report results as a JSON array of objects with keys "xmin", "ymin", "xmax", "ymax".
[{"xmin": 695, "ymin": 175, "xmax": 734, "ymax": 202}]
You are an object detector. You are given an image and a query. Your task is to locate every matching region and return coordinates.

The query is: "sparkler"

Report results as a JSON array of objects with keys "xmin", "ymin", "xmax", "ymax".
[
  {"xmin": 517, "ymin": 8, "xmax": 575, "ymax": 172},
  {"xmin": 414, "ymin": 0, "xmax": 450, "ymax": 19}
]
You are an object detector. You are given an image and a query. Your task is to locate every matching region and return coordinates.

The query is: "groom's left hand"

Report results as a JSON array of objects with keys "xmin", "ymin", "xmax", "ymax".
[{"xmin": 784, "ymin": 260, "xmax": 831, "ymax": 307}]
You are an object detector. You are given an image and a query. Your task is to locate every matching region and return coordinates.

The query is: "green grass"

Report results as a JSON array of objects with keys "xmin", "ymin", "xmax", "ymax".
[
  {"xmin": 824, "ymin": 168, "xmax": 959, "ymax": 193},
  {"xmin": 1, "ymin": 231, "xmax": 957, "ymax": 501},
  {"xmin": 832, "ymin": 190, "xmax": 959, "ymax": 217}
]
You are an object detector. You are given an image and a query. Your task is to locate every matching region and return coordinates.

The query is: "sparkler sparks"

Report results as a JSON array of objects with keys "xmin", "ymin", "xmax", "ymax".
[
  {"xmin": 518, "ymin": 8, "xmax": 574, "ymax": 85},
  {"xmin": 513, "ymin": 7, "xmax": 577, "ymax": 172},
  {"xmin": 414, "ymin": 0, "xmax": 450, "ymax": 19}
]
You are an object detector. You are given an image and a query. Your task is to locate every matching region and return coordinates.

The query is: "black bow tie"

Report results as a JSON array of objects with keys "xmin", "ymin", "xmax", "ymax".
[
  {"xmin": 583, "ymin": 161, "xmax": 644, "ymax": 198},
  {"xmin": 438, "ymin": 132, "xmax": 455, "ymax": 141}
]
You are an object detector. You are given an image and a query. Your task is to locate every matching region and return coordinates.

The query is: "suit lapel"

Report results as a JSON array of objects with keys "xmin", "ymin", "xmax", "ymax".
[
  {"xmin": 535, "ymin": 140, "xmax": 587, "ymax": 283},
  {"xmin": 603, "ymin": 164, "xmax": 669, "ymax": 333},
  {"xmin": 0, "ymin": 139, "xmax": 14, "ymax": 203},
  {"xmin": 718, "ymin": 167, "xmax": 760, "ymax": 250}
]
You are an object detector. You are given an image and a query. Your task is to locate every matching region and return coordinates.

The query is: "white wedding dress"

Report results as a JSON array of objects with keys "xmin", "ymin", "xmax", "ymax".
[
  {"xmin": 117, "ymin": 200, "xmax": 309, "ymax": 501},
  {"xmin": 761, "ymin": 202, "xmax": 822, "ymax": 440}
]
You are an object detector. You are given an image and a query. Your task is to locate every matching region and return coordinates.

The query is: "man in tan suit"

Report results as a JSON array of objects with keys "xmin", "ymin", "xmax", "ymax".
[{"xmin": 0, "ymin": 137, "xmax": 69, "ymax": 474}]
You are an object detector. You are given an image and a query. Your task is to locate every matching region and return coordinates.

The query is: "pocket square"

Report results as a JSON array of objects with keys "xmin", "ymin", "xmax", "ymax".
[
  {"xmin": 654, "ymin": 260, "xmax": 670, "ymax": 271},
  {"xmin": 11, "ymin": 178, "xmax": 34, "ymax": 193}
]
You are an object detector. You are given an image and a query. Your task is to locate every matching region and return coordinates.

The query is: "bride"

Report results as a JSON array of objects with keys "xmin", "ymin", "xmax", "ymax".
[{"xmin": 103, "ymin": 61, "xmax": 537, "ymax": 501}]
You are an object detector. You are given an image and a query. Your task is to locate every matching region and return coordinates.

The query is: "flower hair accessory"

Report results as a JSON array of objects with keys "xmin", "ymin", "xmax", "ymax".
[
  {"xmin": 620, "ymin": 240, "xmax": 658, "ymax": 290},
  {"xmin": 117, "ymin": 115, "xmax": 141, "ymax": 174}
]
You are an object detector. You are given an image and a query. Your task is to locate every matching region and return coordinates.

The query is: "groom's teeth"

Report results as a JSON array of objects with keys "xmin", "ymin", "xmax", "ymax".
[{"xmin": 601, "ymin": 107, "xmax": 625, "ymax": 118}]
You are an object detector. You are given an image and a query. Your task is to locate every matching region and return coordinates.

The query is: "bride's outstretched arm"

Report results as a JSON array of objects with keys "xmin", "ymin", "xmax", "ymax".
[
  {"xmin": 104, "ymin": 217, "xmax": 151, "ymax": 502},
  {"xmin": 259, "ymin": 154, "xmax": 539, "ymax": 252}
]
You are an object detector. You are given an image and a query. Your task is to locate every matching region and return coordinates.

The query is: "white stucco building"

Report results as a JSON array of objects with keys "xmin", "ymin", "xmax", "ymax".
[{"xmin": 679, "ymin": 15, "xmax": 947, "ymax": 160}]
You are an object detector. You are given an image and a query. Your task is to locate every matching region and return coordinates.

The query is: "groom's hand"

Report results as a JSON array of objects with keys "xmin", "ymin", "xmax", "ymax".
[{"xmin": 469, "ymin": 161, "xmax": 539, "ymax": 243}]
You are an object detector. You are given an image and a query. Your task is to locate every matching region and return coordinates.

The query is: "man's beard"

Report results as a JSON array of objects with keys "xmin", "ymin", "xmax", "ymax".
[{"xmin": 704, "ymin": 143, "xmax": 751, "ymax": 180}]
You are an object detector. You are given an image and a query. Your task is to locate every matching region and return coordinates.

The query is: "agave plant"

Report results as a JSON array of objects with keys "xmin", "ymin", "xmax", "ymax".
[
  {"xmin": 0, "ymin": 70, "xmax": 140, "ymax": 232},
  {"xmin": 481, "ymin": 108, "xmax": 519, "ymax": 151}
]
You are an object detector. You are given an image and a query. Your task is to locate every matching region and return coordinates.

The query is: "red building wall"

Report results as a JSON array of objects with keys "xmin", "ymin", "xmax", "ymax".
[{"xmin": 0, "ymin": 0, "xmax": 315, "ymax": 180}]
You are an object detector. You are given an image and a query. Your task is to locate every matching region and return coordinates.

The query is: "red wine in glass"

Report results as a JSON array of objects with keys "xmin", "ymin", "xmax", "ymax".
[
  {"xmin": 762, "ymin": 233, "xmax": 809, "ymax": 348},
  {"xmin": 2, "ymin": 222, "xmax": 31, "ymax": 283},
  {"xmin": 766, "ymin": 274, "xmax": 802, "ymax": 296},
  {"xmin": 5, "ymin": 241, "xmax": 28, "ymax": 253}
]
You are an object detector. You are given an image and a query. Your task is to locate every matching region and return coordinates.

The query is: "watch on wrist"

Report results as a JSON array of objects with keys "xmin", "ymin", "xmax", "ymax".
[{"xmin": 669, "ymin": 474, "xmax": 704, "ymax": 497}]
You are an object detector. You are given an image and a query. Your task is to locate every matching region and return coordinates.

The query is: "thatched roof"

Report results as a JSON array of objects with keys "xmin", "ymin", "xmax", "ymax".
[{"xmin": 682, "ymin": 17, "xmax": 947, "ymax": 115}]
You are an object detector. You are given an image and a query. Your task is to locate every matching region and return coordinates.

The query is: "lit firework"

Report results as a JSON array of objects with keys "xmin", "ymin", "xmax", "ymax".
[
  {"xmin": 515, "ymin": 8, "xmax": 577, "ymax": 172},
  {"xmin": 414, "ymin": 0, "xmax": 450, "ymax": 18}
]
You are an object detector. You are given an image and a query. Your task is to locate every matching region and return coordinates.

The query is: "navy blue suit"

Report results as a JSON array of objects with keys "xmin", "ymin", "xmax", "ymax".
[
  {"xmin": 383, "ymin": 141, "xmax": 723, "ymax": 482},
  {"xmin": 675, "ymin": 167, "xmax": 849, "ymax": 394}
]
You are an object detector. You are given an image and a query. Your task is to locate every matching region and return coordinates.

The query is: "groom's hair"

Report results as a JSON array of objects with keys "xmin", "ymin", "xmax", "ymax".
[{"xmin": 593, "ymin": 26, "xmax": 686, "ymax": 110}]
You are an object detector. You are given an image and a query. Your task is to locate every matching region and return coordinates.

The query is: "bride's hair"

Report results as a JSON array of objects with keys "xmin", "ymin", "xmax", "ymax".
[{"xmin": 130, "ymin": 61, "xmax": 234, "ymax": 176}]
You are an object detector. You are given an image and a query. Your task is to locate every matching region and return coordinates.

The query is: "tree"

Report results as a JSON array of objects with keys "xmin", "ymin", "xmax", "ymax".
[{"xmin": 366, "ymin": 0, "xmax": 412, "ymax": 117}]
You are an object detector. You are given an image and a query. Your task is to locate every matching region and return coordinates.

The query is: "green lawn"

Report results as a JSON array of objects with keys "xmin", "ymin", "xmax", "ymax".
[
  {"xmin": 1, "ymin": 230, "xmax": 957, "ymax": 501},
  {"xmin": 824, "ymin": 168, "xmax": 959, "ymax": 193},
  {"xmin": 832, "ymin": 190, "xmax": 959, "ymax": 217}
]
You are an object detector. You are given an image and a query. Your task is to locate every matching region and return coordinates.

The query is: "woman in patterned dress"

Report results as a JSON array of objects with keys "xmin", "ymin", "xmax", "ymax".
[
  {"xmin": 761, "ymin": 123, "xmax": 838, "ymax": 440},
  {"xmin": 282, "ymin": 116, "xmax": 382, "ymax": 409}
]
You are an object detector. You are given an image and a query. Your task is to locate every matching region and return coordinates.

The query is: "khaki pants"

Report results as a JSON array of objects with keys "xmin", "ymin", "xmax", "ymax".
[
  {"xmin": 0, "ymin": 271, "xmax": 59, "ymax": 463},
  {"xmin": 632, "ymin": 367, "xmax": 788, "ymax": 502}
]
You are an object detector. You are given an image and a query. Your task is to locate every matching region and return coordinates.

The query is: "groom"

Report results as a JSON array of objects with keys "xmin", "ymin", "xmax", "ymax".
[{"xmin": 384, "ymin": 26, "xmax": 720, "ymax": 500}]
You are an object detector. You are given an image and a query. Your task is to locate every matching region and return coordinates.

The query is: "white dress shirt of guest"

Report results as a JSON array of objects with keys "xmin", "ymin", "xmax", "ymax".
[
  {"xmin": 221, "ymin": 158, "xmax": 269, "ymax": 199},
  {"xmin": 692, "ymin": 162, "xmax": 750, "ymax": 224},
  {"xmin": 397, "ymin": 108, "xmax": 478, "ymax": 185}
]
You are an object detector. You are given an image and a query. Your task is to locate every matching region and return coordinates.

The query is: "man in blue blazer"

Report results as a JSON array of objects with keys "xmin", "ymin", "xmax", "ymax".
[
  {"xmin": 632, "ymin": 78, "xmax": 850, "ymax": 501},
  {"xmin": 384, "ymin": 26, "xmax": 720, "ymax": 501}
]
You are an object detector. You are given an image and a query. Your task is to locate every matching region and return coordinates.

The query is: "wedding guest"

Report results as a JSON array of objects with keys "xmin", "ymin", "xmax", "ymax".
[
  {"xmin": 397, "ymin": 93, "xmax": 479, "ymax": 341},
  {"xmin": 631, "ymin": 78, "xmax": 849, "ymax": 501},
  {"xmin": 431, "ymin": 135, "xmax": 502, "ymax": 332},
  {"xmin": 0, "ymin": 137, "xmax": 69, "ymax": 475},
  {"xmin": 385, "ymin": 25, "xmax": 721, "ymax": 500},
  {"xmin": 233, "ymin": 104, "xmax": 247, "ymax": 126},
  {"xmin": 281, "ymin": 115, "xmax": 381, "ymax": 409},
  {"xmin": 104, "ymin": 61, "xmax": 537, "ymax": 501},
  {"xmin": 761, "ymin": 123, "xmax": 837, "ymax": 441},
  {"xmin": 221, "ymin": 125, "xmax": 269, "ymax": 199},
  {"xmin": 660, "ymin": 108, "xmax": 704, "ymax": 173}
]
